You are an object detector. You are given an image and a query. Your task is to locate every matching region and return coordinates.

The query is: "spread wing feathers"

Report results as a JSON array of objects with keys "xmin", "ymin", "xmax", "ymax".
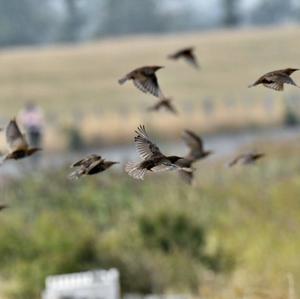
[
  {"xmin": 273, "ymin": 74, "xmax": 296, "ymax": 85},
  {"xmin": 71, "ymin": 154, "xmax": 102, "ymax": 168},
  {"xmin": 251, "ymin": 73, "xmax": 298, "ymax": 90},
  {"xmin": 178, "ymin": 169, "xmax": 194, "ymax": 184},
  {"xmin": 6, "ymin": 119, "xmax": 28, "ymax": 151},
  {"xmin": 184, "ymin": 54, "xmax": 199, "ymax": 69},
  {"xmin": 264, "ymin": 74, "xmax": 297, "ymax": 91},
  {"xmin": 263, "ymin": 82, "xmax": 284, "ymax": 91},
  {"xmin": 86, "ymin": 159, "xmax": 103, "ymax": 171},
  {"xmin": 164, "ymin": 101, "xmax": 177, "ymax": 114},
  {"xmin": 183, "ymin": 130, "xmax": 204, "ymax": 158},
  {"xmin": 134, "ymin": 125, "xmax": 163, "ymax": 160},
  {"xmin": 151, "ymin": 163, "xmax": 178, "ymax": 172},
  {"xmin": 133, "ymin": 75, "xmax": 162, "ymax": 98},
  {"xmin": 125, "ymin": 162, "xmax": 147, "ymax": 180},
  {"xmin": 228, "ymin": 154, "xmax": 256, "ymax": 167},
  {"xmin": 228, "ymin": 156, "xmax": 243, "ymax": 167},
  {"xmin": 69, "ymin": 159, "xmax": 103, "ymax": 180},
  {"xmin": 149, "ymin": 100, "xmax": 177, "ymax": 114}
]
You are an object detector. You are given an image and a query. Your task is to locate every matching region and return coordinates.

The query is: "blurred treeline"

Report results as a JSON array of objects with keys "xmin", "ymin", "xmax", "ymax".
[{"xmin": 0, "ymin": 0, "xmax": 299, "ymax": 47}]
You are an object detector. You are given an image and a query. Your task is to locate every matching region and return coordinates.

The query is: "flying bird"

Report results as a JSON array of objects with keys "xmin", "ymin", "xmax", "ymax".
[
  {"xmin": 228, "ymin": 152, "xmax": 265, "ymax": 167},
  {"xmin": 69, "ymin": 154, "xmax": 119, "ymax": 179},
  {"xmin": 2, "ymin": 118, "xmax": 41, "ymax": 162},
  {"xmin": 125, "ymin": 125, "xmax": 191, "ymax": 180},
  {"xmin": 168, "ymin": 47, "xmax": 199, "ymax": 69},
  {"xmin": 118, "ymin": 66, "xmax": 164, "ymax": 98},
  {"xmin": 248, "ymin": 68, "xmax": 299, "ymax": 91},
  {"xmin": 177, "ymin": 130, "xmax": 213, "ymax": 184},
  {"xmin": 147, "ymin": 97, "xmax": 177, "ymax": 114},
  {"xmin": 183, "ymin": 130, "xmax": 212, "ymax": 161}
]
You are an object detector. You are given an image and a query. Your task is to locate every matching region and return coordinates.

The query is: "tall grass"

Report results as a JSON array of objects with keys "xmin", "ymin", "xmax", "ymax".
[{"xmin": 0, "ymin": 140, "xmax": 300, "ymax": 298}]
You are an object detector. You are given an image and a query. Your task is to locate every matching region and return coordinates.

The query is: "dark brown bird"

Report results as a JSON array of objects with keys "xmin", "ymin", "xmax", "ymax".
[
  {"xmin": 69, "ymin": 154, "xmax": 119, "ymax": 179},
  {"xmin": 0, "ymin": 204, "xmax": 7, "ymax": 211},
  {"xmin": 2, "ymin": 118, "xmax": 41, "ymax": 162},
  {"xmin": 228, "ymin": 152, "xmax": 265, "ymax": 167},
  {"xmin": 147, "ymin": 97, "xmax": 177, "ymax": 114},
  {"xmin": 248, "ymin": 68, "xmax": 299, "ymax": 91},
  {"xmin": 168, "ymin": 47, "xmax": 199, "ymax": 69},
  {"xmin": 177, "ymin": 130, "xmax": 213, "ymax": 184},
  {"xmin": 118, "ymin": 66, "xmax": 164, "ymax": 98},
  {"xmin": 125, "ymin": 125, "xmax": 191, "ymax": 180},
  {"xmin": 183, "ymin": 130, "xmax": 212, "ymax": 161}
]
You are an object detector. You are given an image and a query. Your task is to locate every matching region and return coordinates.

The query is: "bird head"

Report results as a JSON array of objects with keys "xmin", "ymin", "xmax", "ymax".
[
  {"xmin": 27, "ymin": 148, "xmax": 42, "ymax": 156},
  {"xmin": 167, "ymin": 156, "xmax": 183, "ymax": 163},
  {"xmin": 202, "ymin": 150, "xmax": 213, "ymax": 158},
  {"xmin": 105, "ymin": 161, "xmax": 119, "ymax": 168}
]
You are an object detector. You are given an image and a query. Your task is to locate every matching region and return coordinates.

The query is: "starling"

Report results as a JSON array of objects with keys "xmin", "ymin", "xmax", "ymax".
[
  {"xmin": 148, "ymin": 97, "xmax": 177, "ymax": 114},
  {"xmin": 69, "ymin": 154, "xmax": 119, "ymax": 179},
  {"xmin": 2, "ymin": 118, "xmax": 41, "ymax": 162},
  {"xmin": 177, "ymin": 130, "xmax": 213, "ymax": 184},
  {"xmin": 168, "ymin": 47, "xmax": 199, "ymax": 69},
  {"xmin": 118, "ymin": 66, "xmax": 164, "ymax": 98},
  {"xmin": 228, "ymin": 152, "xmax": 265, "ymax": 167},
  {"xmin": 248, "ymin": 68, "xmax": 299, "ymax": 91},
  {"xmin": 125, "ymin": 125, "xmax": 191, "ymax": 180},
  {"xmin": 0, "ymin": 204, "xmax": 7, "ymax": 211},
  {"xmin": 183, "ymin": 130, "xmax": 212, "ymax": 161}
]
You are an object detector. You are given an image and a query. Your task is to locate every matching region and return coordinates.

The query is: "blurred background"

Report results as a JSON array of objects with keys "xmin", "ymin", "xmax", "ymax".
[{"xmin": 1, "ymin": 0, "xmax": 300, "ymax": 298}]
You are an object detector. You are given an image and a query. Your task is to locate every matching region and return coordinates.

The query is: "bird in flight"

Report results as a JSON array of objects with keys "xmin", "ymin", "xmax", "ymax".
[
  {"xmin": 147, "ymin": 97, "xmax": 177, "ymax": 114},
  {"xmin": 2, "ymin": 118, "xmax": 41, "ymax": 162},
  {"xmin": 118, "ymin": 66, "xmax": 164, "ymax": 98},
  {"xmin": 248, "ymin": 68, "xmax": 299, "ymax": 91},
  {"xmin": 168, "ymin": 47, "xmax": 199, "ymax": 69},
  {"xmin": 125, "ymin": 125, "xmax": 191, "ymax": 180},
  {"xmin": 69, "ymin": 154, "xmax": 119, "ymax": 179},
  {"xmin": 228, "ymin": 152, "xmax": 265, "ymax": 167},
  {"xmin": 177, "ymin": 130, "xmax": 213, "ymax": 184},
  {"xmin": 183, "ymin": 130, "xmax": 212, "ymax": 161}
]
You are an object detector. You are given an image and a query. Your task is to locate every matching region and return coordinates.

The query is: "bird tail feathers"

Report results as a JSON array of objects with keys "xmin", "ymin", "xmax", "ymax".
[
  {"xmin": 125, "ymin": 162, "xmax": 146, "ymax": 180},
  {"xmin": 68, "ymin": 169, "xmax": 84, "ymax": 180}
]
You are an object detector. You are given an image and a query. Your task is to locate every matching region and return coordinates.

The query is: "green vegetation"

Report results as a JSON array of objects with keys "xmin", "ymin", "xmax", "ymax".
[{"xmin": 1, "ymin": 141, "xmax": 300, "ymax": 298}]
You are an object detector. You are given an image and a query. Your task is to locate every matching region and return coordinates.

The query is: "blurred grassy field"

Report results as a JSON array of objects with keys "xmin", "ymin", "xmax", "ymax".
[
  {"xmin": 1, "ymin": 139, "xmax": 300, "ymax": 298},
  {"xmin": 0, "ymin": 26, "xmax": 299, "ymax": 148}
]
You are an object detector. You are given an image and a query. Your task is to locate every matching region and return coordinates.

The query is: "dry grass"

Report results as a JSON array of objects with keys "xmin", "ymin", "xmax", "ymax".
[{"xmin": 0, "ymin": 26, "xmax": 299, "ymax": 149}]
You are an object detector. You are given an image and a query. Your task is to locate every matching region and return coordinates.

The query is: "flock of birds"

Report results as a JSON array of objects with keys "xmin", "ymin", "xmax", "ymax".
[{"xmin": 0, "ymin": 47, "xmax": 299, "ymax": 213}]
